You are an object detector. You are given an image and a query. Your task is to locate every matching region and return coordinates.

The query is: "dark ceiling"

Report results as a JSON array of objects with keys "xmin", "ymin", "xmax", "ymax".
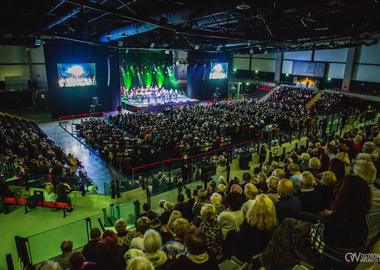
[{"xmin": 1, "ymin": 0, "xmax": 380, "ymax": 52}]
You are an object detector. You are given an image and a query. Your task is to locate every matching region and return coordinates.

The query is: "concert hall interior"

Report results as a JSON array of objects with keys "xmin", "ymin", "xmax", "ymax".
[{"xmin": 1, "ymin": 0, "xmax": 380, "ymax": 269}]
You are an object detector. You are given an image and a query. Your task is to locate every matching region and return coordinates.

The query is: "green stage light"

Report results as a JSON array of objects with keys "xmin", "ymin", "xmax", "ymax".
[
  {"xmin": 286, "ymin": 73, "xmax": 289, "ymax": 77},
  {"xmin": 233, "ymin": 69, "xmax": 237, "ymax": 72},
  {"xmin": 246, "ymin": 82, "xmax": 250, "ymax": 85},
  {"xmin": 328, "ymin": 77, "xmax": 331, "ymax": 81},
  {"xmin": 176, "ymin": 61, "xmax": 179, "ymax": 65},
  {"xmin": 255, "ymin": 70, "xmax": 258, "ymax": 74}
]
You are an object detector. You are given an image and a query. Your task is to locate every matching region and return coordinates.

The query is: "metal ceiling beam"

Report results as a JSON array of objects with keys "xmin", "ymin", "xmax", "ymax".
[
  {"xmin": 62, "ymin": 0, "xmax": 284, "ymax": 43},
  {"xmin": 47, "ymin": 35, "xmax": 218, "ymax": 52}
]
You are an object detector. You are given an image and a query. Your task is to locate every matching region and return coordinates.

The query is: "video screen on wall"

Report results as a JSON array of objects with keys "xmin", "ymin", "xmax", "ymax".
[
  {"xmin": 58, "ymin": 63, "xmax": 97, "ymax": 87},
  {"xmin": 210, "ymin": 63, "xmax": 228, "ymax": 79}
]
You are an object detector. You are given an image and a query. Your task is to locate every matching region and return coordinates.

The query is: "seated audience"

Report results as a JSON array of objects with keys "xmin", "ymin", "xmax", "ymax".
[
  {"xmin": 69, "ymin": 252, "xmax": 85, "ymax": 270},
  {"xmin": 266, "ymin": 176, "xmax": 280, "ymax": 203},
  {"xmin": 261, "ymin": 175, "xmax": 371, "ymax": 269},
  {"xmin": 130, "ymin": 217, "xmax": 151, "ymax": 250},
  {"xmin": 140, "ymin": 203, "xmax": 157, "ymax": 220},
  {"xmin": 354, "ymin": 160, "xmax": 380, "ymax": 239},
  {"xmin": 159, "ymin": 202, "xmax": 173, "ymax": 226},
  {"xmin": 174, "ymin": 193, "xmax": 192, "ymax": 221},
  {"xmin": 126, "ymin": 256, "xmax": 154, "ymax": 270},
  {"xmin": 217, "ymin": 191, "xmax": 244, "ymax": 237},
  {"xmin": 115, "ymin": 218, "xmax": 133, "ymax": 253},
  {"xmin": 298, "ymin": 171, "xmax": 323, "ymax": 215},
  {"xmin": 275, "ymin": 179, "xmax": 301, "ymax": 222},
  {"xmin": 241, "ymin": 183, "xmax": 258, "ymax": 216},
  {"xmin": 53, "ymin": 240, "xmax": 73, "ymax": 269},
  {"xmin": 96, "ymin": 237, "xmax": 126, "ymax": 270},
  {"xmin": 199, "ymin": 204, "xmax": 224, "ymax": 257},
  {"xmin": 314, "ymin": 171, "xmax": 336, "ymax": 210},
  {"xmin": 165, "ymin": 229, "xmax": 219, "ymax": 270},
  {"xmin": 142, "ymin": 229, "xmax": 168, "ymax": 269},
  {"xmin": 161, "ymin": 218, "xmax": 190, "ymax": 258},
  {"xmin": 44, "ymin": 183, "xmax": 58, "ymax": 202},
  {"xmin": 82, "ymin": 228, "xmax": 101, "ymax": 263},
  {"xmin": 288, "ymin": 163, "xmax": 302, "ymax": 195},
  {"xmin": 210, "ymin": 192, "xmax": 225, "ymax": 215},
  {"xmin": 225, "ymin": 194, "xmax": 278, "ymax": 261}
]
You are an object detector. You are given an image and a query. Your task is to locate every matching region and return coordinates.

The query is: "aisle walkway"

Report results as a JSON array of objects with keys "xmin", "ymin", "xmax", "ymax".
[{"xmin": 39, "ymin": 121, "xmax": 124, "ymax": 194}]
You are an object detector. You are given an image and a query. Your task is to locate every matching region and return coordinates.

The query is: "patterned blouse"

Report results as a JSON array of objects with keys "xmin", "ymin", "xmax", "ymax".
[{"xmin": 200, "ymin": 219, "xmax": 224, "ymax": 256}]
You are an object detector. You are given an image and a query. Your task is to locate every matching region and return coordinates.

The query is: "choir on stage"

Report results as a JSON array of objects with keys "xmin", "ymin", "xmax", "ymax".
[{"xmin": 121, "ymin": 86, "xmax": 181, "ymax": 104}]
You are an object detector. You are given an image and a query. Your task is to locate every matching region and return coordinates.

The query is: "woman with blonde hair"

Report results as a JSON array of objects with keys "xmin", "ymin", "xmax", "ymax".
[
  {"xmin": 224, "ymin": 194, "xmax": 278, "ymax": 261},
  {"xmin": 315, "ymin": 171, "xmax": 337, "ymax": 210},
  {"xmin": 166, "ymin": 210, "xmax": 182, "ymax": 229},
  {"xmin": 255, "ymin": 172, "xmax": 268, "ymax": 193},
  {"xmin": 241, "ymin": 184, "xmax": 258, "ymax": 216},
  {"xmin": 335, "ymin": 152, "xmax": 351, "ymax": 175}
]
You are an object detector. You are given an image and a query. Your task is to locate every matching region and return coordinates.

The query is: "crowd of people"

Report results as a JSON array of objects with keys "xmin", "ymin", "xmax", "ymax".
[
  {"xmin": 268, "ymin": 86, "xmax": 317, "ymax": 107},
  {"xmin": 105, "ymin": 98, "xmax": 319, "ymax": 166},
  {"xmin": 40, "ymin": 120, "xmax": 380, "ymax": 269},
  {"xmin": 0, "ymin": 113, "xmax": 88, "ymax": 190}
]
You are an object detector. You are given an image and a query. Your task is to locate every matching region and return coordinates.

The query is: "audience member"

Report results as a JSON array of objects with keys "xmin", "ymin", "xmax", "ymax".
[
  {"xmin": 241, "ymin": 183, "xmax": 258, "ymax": 216},
  {"xmin": 114, "ymin": 218, "xmax": 133, "ymax": 253},
  {"xmin": 82, "ymin": 228, "xmax": 101, "ymax": 263},
  {"xmin": 266, "ymin": 176, "xmax": 280, "ymax": 203},
  {"xmin": 298, "ymin": 171, "xmax": 323, "ymax": 215},
  {"xmin": 130, "ymin": 217, "xmax": 151, "ymax": 250},
  {"xmin": 225, "ymin": 194, "xmax": 278, "ymax": 261},
  {"xmin": 354, "ymin": 160, "xmax": 380, "ymax": 239},
  {"xmin": 165, "ymin": 229, "xmax": 219, "ymax": 270},
  {"xmin": 275, "ymin": 179, "xmax": 301, "ymax": 222},
  {"xmin": 217, "ymin": 191, "xmax": 244, "ymax": 237},
  {"xmin": 53, "ymin": 240, "xmax": 73, "ymax": 269},
  {"xmin": 199, "ymin": 204, "xmax": 224, "ymax": 257}
]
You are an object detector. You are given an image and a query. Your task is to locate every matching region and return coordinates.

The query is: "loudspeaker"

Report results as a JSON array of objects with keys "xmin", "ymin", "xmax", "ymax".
[{"xmin": 92, "ymin": 97, "xmax": 98, "ymax": 106}]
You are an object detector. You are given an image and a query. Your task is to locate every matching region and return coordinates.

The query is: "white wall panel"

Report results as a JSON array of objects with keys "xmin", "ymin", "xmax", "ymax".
[
  {"xmin": 314, "ymin": 48, "xmax": 348, "ymax": 63},
  {"xmin": 0, "ymin": 46, "xmax": 28, "ymax": 63},
  {"xmin": 283, "ymin": 51, "xmax": 312, "ymax": 61},
  {"xmin": 233, "ymin": 57, "xmax": 250, "ymax": 70},
  {"xmin": 0, "ymin": 65, "xmax": 30, "ymax": 81},
  {"xmin": 356, "ymin": 42, "xmax": 380, "ymax": 65},
  {"xmin": 352, "ymin": 64, "xmax": 380, "ymax": 83},
  {"xmin": 282, "ymin": 60, "xmax": 293, "ymax": 74},
  {"xmin": 251, "ymin": 59, "xmax": 276, "ymax": 72},
  {"xmin": 326, "ymin": 63, "xmax": 345, "ymax": 79}
]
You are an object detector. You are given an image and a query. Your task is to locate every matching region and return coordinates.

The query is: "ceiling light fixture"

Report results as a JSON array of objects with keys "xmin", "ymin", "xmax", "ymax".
[{"xmin": 237, "ymin": 1, "xmax": 250, "ymax": 10}]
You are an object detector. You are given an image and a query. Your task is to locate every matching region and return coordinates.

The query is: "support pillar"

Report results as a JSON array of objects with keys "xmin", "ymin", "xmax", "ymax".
[
  {"xmin": 341, "ymin": 47, "xmax": 356, "ymax": 91},
  {"xmin": 274, "ymin": 52, "xmax": 283, "ymax": 85}
]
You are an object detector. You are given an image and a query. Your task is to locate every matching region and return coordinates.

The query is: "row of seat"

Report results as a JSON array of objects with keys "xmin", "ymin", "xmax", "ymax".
[
  {"xmin": 257, "ymin": 85, "xmax": 275, "ymax": 92},
  {"xmin": 3, "ymin": 197, "xmax": 72, "ymax": 218}
]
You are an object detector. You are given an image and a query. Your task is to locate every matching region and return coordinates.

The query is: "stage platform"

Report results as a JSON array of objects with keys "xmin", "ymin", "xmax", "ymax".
[{"xmin": 121, "ymin": 95, "xmax": 199, "ymax": 110}]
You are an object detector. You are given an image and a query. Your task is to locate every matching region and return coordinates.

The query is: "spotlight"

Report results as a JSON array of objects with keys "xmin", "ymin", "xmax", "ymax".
[
  {"xmin": 246, "ymin": 82, "xmax": 250, "ymax": 85},
  {"xmin": 150, "ymin": 43, "xmax": 155, "ymax": 48},
  {"xmin": 176, "ymin": 61, "xmax": 179, "ymax": 65},
  {"xmin": 286, "ymin": 73, "xmax": 289, "ymax": 77},
  {"xmin": 328, "ymin": 77, "xmax": 331, "ymax": 81},
  {"xmin": 255, "ymin": 70, "xmax": 259, "ymax": 74},
  {"xmin": 194, "ymin": 45, "xmax": 200, "ymax": 50},
  {"xmin": 165, "ymin": 50, "xmax": 170, "ymax": 54},
  {"xmin": 233, "ymin": 69, "xmax": 237, "ymax": 72}
]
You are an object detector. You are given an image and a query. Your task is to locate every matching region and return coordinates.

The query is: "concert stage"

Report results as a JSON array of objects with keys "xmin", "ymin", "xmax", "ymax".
[{"xmin": 121, "ymin": 94, "xmax": 198, "ymax": 109}]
